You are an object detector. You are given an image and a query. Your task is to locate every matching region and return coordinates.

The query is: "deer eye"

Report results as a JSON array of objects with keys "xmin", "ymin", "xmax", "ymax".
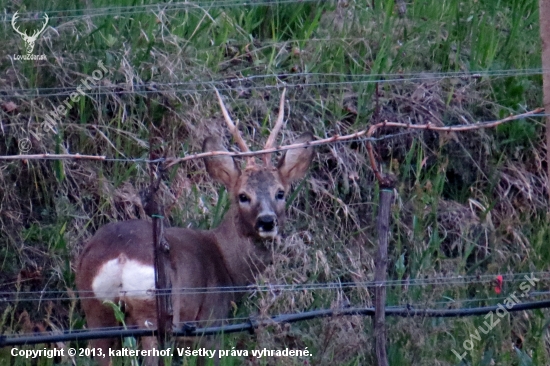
[
  {"xmin": 276, "ymin": 190, "xmax": 285, "ymax": 200},
  {"xmin": 238, "ymin": 193, "xmax": 250, "ymax": 203}
]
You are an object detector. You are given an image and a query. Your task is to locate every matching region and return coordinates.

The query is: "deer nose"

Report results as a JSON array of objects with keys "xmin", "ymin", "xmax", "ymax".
[{"xmin": 257, "ymin": 215, "xmax": 276, "ymax": 232}]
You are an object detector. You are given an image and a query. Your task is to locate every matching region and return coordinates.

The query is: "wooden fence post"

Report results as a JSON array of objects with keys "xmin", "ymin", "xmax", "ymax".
[
  {"xmin": 146, "ymin": 101, "xmax": 172, "ymax": 365},
  {"xmin": 152, "ymin": 199, "xmax": 172, "ymax": 364},
  {"xmin": 374, "ymin": 188, "xmax": 393, "ymax": 366},
  {"xmin": 539, "ymin": 0, "xmax": 550, "ymax": 199}
]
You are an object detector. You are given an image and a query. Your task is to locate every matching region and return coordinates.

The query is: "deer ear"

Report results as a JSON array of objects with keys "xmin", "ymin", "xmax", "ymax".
[
  {"xmin": 203, "ymin": 137, "xmax": 241, "ymax": 189},
  {"xmin": 277, "ymin": 132, "xmax": 314, "ymax": 185}
]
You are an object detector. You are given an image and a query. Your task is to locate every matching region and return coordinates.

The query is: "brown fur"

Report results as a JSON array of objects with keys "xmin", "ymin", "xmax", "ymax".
[{"xmin": 76, "ymin": 131, "xmax": 314, "ymax": 366}]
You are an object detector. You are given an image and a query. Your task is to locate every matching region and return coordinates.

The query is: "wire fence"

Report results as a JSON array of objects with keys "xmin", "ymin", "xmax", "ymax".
[
  {"xmin": 0, "ymin": 130, "xmax": 413, "ymax": 163},
  {"xmin": 0, "ymin": 107, "xmax": 544, "ymax": 168},
  {"xmin": 1, "ymin": 69, "xmax": 547, "ymax": 99},
  {"xmin": 2, "ymin": 270, "xmax": 548, "ymax": 341},
  {"xmin": 3, "ymin": 299, "xmax": 550, "ymax": 347},
  {"xmin": 2, "ymin": 271, "xmax": 549, "ymax": 301},
  {"xmin": 1, "ymin": 0, "xmax": 547, "ymax": 359},
  {"xmin": 1, "ymin": 116, "xmax": 547, "ymax": 348},
  {"xmin": 0, "ymin": 0, "xmax": 331, "ymax": 23}
]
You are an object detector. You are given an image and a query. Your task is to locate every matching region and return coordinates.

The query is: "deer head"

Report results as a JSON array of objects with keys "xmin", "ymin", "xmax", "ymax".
[
  {"xmin": 11, "ymin": 12, "xmax": 49, "ymax": 55},
  {"xmin": 76, "ymin": 89, "xmax": 314, "ymax": 366},
  {"xmin": 203, "ymin": 89, "xmax": 314, "ymax": 240}
]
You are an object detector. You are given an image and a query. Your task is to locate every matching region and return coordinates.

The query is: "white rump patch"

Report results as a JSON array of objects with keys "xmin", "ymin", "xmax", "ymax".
[
  {"xmin": 120, "ymin": 260, "xmax": 155, "ymax": 299},
  {"xmin": 92, "ymin": 256, "xmax": 124, "ymax": 301},
  {"xmin": 92, "ymin": 254, "xmax": 155, "ymax": 302}
]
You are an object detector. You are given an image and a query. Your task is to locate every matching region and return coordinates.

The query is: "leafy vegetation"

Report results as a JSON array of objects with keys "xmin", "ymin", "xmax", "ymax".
[{"xmin": 0, "ymin": 0, "xmax": 548, "ymax": 364}]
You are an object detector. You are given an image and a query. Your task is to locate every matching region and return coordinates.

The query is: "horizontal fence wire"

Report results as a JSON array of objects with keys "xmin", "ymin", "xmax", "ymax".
[
  {"xmin": 1, "ymin": 0, "xmax": 546, "ymax": 352},
  {"xmin": 0, "ymin": 131, "xmax": 415, "ymax": 164},
  {"xmin": 5, "ymin": 114, "xmax": 550, "ymax": 131},
  {"xmin": 3, "ymin": 299, "xmax": 550, "ymax": 346},
  {"xmin": 5, "ymin": 292, "xmax": 550, "ymax": 344},
  {"xmin": 0, "ymin": 107, "xmax": 544, "ymax": 164},
  {"xmin": 1, "ymin": 69, "xmax": 547, "ymax": 98},
  {"xmin": 1, "ymin": 271, "xmax": 548, "ymax": 302},
  {"xmin": 0, "ymin": 0, "xmax": 331, "ymax": 23}
]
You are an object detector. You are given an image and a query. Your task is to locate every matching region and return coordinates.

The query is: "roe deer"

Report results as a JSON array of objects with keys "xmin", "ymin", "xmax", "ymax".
[{"xmin": 75, "ymin": 90, "xmax": 314, "ymax": 366}]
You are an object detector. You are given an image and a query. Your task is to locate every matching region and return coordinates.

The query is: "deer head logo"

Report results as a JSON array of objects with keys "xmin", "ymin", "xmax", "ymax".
[{"xmin": 11, "ymin": 12, "xmax": 49, "ymax": 55}]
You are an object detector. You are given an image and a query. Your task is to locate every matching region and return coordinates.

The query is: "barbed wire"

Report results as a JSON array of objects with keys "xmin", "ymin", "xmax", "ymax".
[
  {"xmin": 0, "ymin": 0, "xmax": 544, "ymax": 351},
  {"xmin": 3, "ymin": 299, "xmax": 550, "ymax": 346},
  {"xmin": 0, "ymin": 294, "xmax": 536, "ymax": 337},
  {"xmin": 8, "ymin": 293, "xmax": 544, "ymax": 342},
  {"xmin": 0, "ymin": 107, "xmax": 543, "ymax": 165},
  {"xmin": 5, "ymin": 113, "xmax": 550, "ymax": 131},
  {"xmin": 1, "ymin": 271, "xmax": 546, "ymax": 302},
  {"xmin": 0, "ymin": 0, "xmax": 331, "ymax": 23},
  {"xmin": 3, "ymin": 292, "xmax": 550, "ymax": 331},
  {"xmin": 0, "ymin": 69, "xmax": 546, "ymax": 99},
  {"xmin": 0, "ymin": 131, "xmax": 413, "ymax": 164}
]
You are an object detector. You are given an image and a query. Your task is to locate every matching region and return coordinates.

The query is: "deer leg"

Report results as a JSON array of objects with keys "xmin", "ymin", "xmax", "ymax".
[
  {"xmin": 81, "ymin": 299, "xmax": 119, "ymax": 366},
  {"xmin": 140, "ymin": 336, "xmax": 159, "ymax": 366},
  {"xmin": 125, "ymin": 298, "xmax": 159, "ymax": 366}
]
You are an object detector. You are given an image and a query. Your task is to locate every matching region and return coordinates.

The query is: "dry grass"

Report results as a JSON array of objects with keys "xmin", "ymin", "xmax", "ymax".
[{"xmin": 1, "ymin": 0, "xmax": 549, "ymax": 364}]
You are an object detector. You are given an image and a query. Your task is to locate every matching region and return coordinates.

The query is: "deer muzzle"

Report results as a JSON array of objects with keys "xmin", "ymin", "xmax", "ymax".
[{"xmin": 256, "ymin": 214, "xmax": 278, "ymax": 238}]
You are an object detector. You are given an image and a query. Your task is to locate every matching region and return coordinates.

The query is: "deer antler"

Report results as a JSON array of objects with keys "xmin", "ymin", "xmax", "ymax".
[
  {"xmin": 262, "ymin": 88, "xmax": 286, "ymax": 166},
  {"xmin": 214, "ymin": 89, "xmax": 255, "ymax": 166},
  {"xmin": 11, "ymin": 12, "xmax": 27, "ymax": 37},
  {"xmin": 31, "ymin": 13, "xmax": 49, "ymax": 38}
]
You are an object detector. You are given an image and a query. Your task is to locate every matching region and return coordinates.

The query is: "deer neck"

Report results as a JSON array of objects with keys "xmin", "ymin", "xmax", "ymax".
[{"xmin": 211, "ymin": 207, "xmax": 272, "ymax": 286}]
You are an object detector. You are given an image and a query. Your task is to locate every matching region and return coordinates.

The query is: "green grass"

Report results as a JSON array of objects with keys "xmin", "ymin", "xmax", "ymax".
[{"xmin": 0, "ymin": 0, "xmax": 549, "ymax": 364}]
